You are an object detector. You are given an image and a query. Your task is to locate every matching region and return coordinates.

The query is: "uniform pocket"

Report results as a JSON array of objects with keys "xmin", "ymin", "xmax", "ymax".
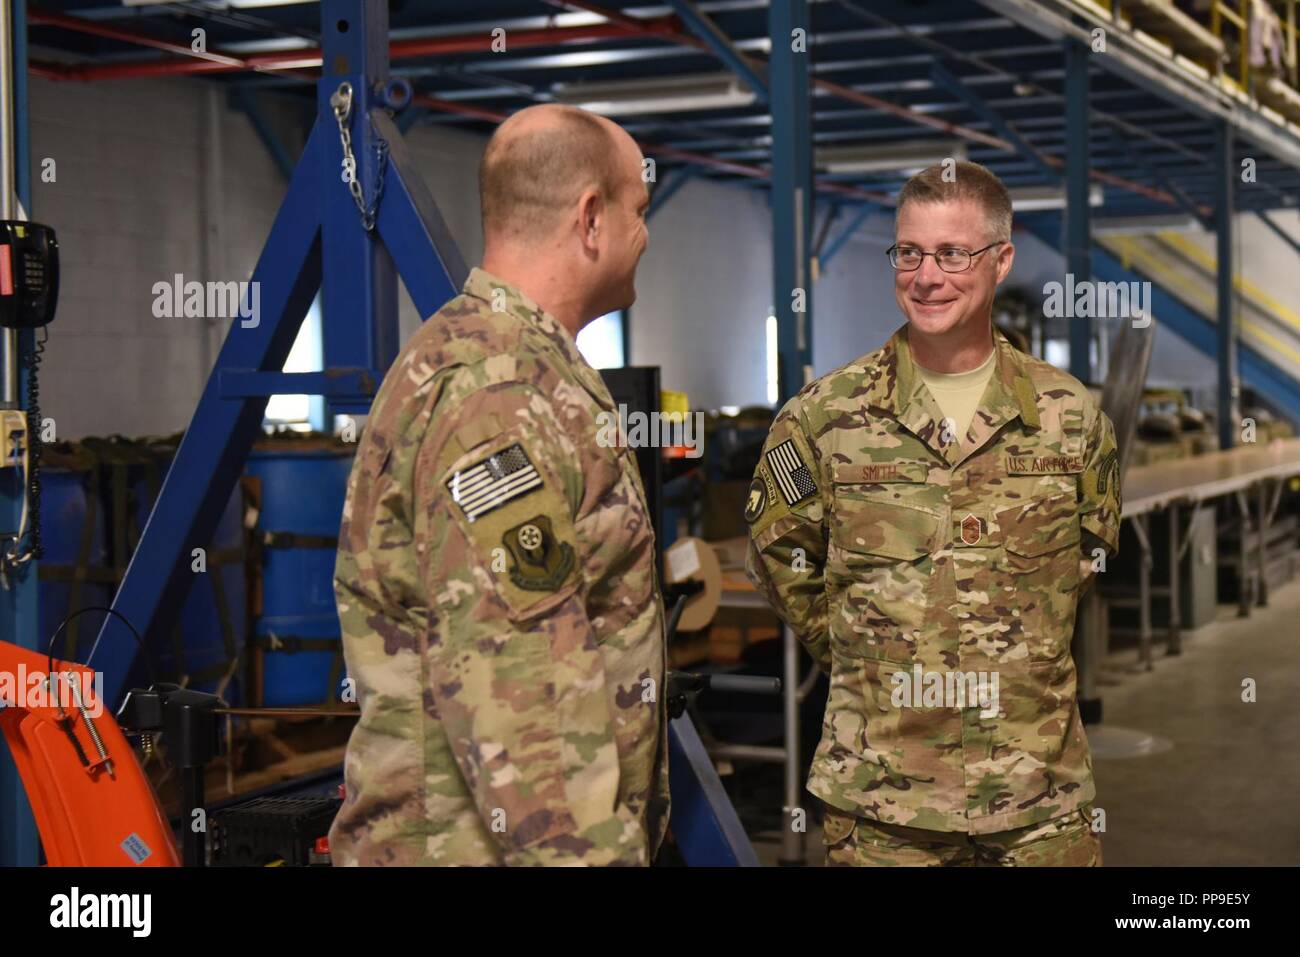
[
  {"xmin": 828, "ymin": 495, "xmax": 939, "ymax": 663},
  {"xmin": 996, "ymin": 492, "xmax": 1082, "ymax": 662},
  {"xmin": 821, "ymin": 806, "xmax": 858, "ymax": 846}
]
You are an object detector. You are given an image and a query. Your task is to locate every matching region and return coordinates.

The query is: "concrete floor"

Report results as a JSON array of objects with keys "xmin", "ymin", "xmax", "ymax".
[
  {"xmin": 751, "ymin": 578, "xmax": 1300, "ymax": 866},
  {"xmin": 1090, "ymin": 577, "xmax": 1300, "ymax": 866}
]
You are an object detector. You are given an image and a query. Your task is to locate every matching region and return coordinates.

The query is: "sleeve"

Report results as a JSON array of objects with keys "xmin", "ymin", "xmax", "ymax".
[
  {"xmin": 1079, "ymin": 401, "xmax": 1122, "ymax": 556},
  {"xmin": 414, "ymin": 377, "xmax": 646, "ymax": 866},
  {"xmin": 743, "ymin": 396, "xmax": 832, "ymax": 672}
]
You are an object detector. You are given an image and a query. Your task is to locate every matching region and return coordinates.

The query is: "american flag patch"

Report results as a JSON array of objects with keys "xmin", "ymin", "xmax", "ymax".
[
  {"xmin": 447, "ymin": 443, "xmax": 543, "ymax": 522},
  {"xmin": 766, "ymin": 439, "xmax": 817, "ymax": 506}
]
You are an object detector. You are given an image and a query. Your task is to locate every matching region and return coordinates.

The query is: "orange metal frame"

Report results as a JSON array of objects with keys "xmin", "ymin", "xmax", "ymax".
[{"xmin": 0, "ymin": 639, "xmax": 178, "ymax": 866}]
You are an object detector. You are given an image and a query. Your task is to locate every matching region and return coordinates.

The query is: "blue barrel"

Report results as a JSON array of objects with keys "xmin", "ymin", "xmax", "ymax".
[
  {"xmin": 38, "ymin": 466, "xmax": 112, "ymax": 661},
  {"xmin": 246, "ymin": 445, "xmax": 353, "ymax": 707}
]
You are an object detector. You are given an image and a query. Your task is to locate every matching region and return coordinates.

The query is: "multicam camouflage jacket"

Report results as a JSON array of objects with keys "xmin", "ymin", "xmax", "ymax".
[
  {"xmin": 746, "ymin": 326, "xmax": 1121, "ymax": 835},
  {"xmin": 330, "ymin": 268, "xmax": 669, "ymax": 866}
]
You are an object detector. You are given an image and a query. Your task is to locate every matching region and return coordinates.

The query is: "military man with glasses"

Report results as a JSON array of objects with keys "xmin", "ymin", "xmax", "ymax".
[{"xmin": 745, "ymin": 161, "xmax": 1121, "ymax": 866}]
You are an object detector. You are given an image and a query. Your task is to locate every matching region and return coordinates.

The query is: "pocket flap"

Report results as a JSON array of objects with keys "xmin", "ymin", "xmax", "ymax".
[
  {"xmin": 997, "ymin": 492, "xmax": 1081, "ymax": 557},
  {"xmin": 832, "ymin": 498, "xmax": 939, "ymax": 560},
  {"xmin": 821, "ymin": 807, "xmax": 857, "ymax": 845}
]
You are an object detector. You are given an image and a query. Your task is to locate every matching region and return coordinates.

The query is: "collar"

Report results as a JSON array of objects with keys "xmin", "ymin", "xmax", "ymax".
[
  {"xmin": 461, "ymin": 267, "xmax": 615, "ymax": 412},
  {"xmin": 865, "ymin": 325, "xmax": 1040, "ymax": 463}
]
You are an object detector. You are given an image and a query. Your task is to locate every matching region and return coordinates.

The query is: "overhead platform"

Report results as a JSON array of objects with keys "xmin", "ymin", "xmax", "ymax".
[{"xmin": 1119, "ymin": 0, "xmax": 1227, "ymax": 64}]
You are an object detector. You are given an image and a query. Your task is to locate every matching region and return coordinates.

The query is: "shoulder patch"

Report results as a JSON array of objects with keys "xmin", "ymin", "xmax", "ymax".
[
  {"xmin": 766, "ymin": 439, "xmax": 818, "ymax": 507},
  {"xmin": 503, "ymin": 515, "xmax": 575, "ymax": 591},
  {"xmin": 446, "ymin": 442, "xmax": 543, "ymax": 522},
  {"xmin": 744, "ymin": 474, "xmax": 769, "ymax": 524}
]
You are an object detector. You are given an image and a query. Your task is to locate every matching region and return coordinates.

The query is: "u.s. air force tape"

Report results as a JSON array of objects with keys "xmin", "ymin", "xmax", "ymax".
[
  {"xmin": 766, "ymin": 438, "xmax": 817, "ymax": 506},
  {"xmin": 446, "ymin": 442, "xmax": 542, "ymax": 522}
]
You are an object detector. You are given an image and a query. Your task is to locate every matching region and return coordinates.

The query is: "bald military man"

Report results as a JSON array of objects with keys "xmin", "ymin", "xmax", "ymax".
[{"xmin": 330, "ymin": 105, "xmax": 668, "ymax": 866}]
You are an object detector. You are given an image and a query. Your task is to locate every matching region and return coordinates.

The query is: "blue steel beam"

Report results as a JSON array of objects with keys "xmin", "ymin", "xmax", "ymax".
[
  {"xmin": 94, "ymin": 132, "xmax": 324, "ymax": 705},
  {"xmin": 1255, "ymin": 210, "xmax": 1300, "ymax": 260},
  {"xmin": 317, "ymin": 5, "xmax": 398, "ymax": 415},
  {"xmin": 1216, "ymin": 120, "xmax": 1239, "ymax": 449},
  {"xmin": 1, "ymin": 0, "xmax": 42, "ymax": 868},
  {"xmin": 396, "ymin": 106, "xmax": 423, "ymax": 134},
  {"xmin": 231, "ymin": 87, "xmax": 295, "ymax": 182},
  {"xmin": 663, "ymin": 0, "xmax": 768, "ymax": 102},
  {"xmin": 1064, "ymin": 38, "xmax": 1092, "ymax": 383},
  {"xmin": 374, "ymin": 108, "xmax": 467, "ymax": 317},
  {"xmin": 813, "ymin": 202, "xmax": 842, "ymax": 259},
  {"xmin": 929, "ymin": 60, "xmax": 1059, "ymax": 183},
  {"xmin": 769, "ymin": 0, "xmax": 814, "ymax": 407},
  {"xmin": 667, "ymin": 716, "xmax": 760, "ymax": 866},
  {"xmin": 1104, "ymin": 127, "xmax": 1212, "ymax": 230},
  {"xmin": 647, "ymin": 166, "xmax": 695, "ymax": 220},
  {"xmin": 819, "ymin": 202, "xmax": 877, "ymax": 269}
]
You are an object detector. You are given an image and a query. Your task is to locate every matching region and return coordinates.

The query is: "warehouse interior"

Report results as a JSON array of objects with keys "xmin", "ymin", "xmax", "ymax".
[{"xmin": 0, "ymin": 0, "xmax": 1298, "ymax": 870}]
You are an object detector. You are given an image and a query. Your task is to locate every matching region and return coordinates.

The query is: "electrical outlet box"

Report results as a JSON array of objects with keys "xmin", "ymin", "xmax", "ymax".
[{"xmin": 0, "ymin": 409, "xmax": 26, "ymax": 467}]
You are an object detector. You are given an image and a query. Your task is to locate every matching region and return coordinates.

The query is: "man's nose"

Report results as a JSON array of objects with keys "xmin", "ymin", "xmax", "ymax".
[{"xmin": 914, "ymin": 254, "xmax": 947, "ymax": 287}]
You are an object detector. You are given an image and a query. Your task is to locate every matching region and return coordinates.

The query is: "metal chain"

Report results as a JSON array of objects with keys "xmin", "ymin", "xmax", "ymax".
[{"xmin": 329, "ymin": 81, "xmax": 389, "ymax": 232}]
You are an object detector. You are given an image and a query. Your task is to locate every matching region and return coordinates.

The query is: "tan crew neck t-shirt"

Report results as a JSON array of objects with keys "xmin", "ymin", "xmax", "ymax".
[{"xmin": 914, "ymin": 347, "xmax": 996, "ymax": 440}]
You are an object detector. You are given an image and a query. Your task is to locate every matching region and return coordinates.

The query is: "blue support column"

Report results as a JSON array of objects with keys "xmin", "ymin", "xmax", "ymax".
[
  {"xmin": 664, "ymin": 0, "xmax": 768, "ymax": 101},
  {"xmin": 769, "ymin": 0, "xmax": 814, "ymax": 405},
  {"xmin": 1064, "ymin": 38, "xmax": 1093, "ymax": 383},
  {"xmin": 317, "ymin": 0, "xmax": 398, "ymax": 415},
  {"xmin": 1217, "ymin": 120, "xmax": 1239, "ymax": 450},
  {"xmin": 0, "ymin": 0, "xmax": 42, "ymax": 868}
]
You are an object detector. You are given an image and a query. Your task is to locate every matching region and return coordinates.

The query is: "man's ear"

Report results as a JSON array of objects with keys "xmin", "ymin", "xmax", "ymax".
[
  {"xmin": 577, "ymin": 186, "xmax": 605, "ymax": 253},
  {"xmin": 995, "ymin": 240, "xmax": 1015, "ymax": 284}
]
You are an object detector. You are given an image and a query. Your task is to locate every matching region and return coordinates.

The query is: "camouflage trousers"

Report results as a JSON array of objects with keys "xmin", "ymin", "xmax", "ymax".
[{"xmin": 823, "ymin": 804, "xmax": 1101, "ymax": 867}]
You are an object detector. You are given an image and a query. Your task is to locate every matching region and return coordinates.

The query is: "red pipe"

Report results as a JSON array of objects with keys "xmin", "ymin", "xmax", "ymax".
[
  {"xmin": 28, "ymin": 9, "xmax": 676, "ymax": 82},
  {"xmin": 28, "ymin": 9, "xmax": 244, "ymax": 67}
]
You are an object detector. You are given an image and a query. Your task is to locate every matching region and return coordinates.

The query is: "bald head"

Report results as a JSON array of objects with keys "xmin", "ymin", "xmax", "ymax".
[{"xmin": 480, "ymin": 104, "xmax": 636, "ymax": 245}]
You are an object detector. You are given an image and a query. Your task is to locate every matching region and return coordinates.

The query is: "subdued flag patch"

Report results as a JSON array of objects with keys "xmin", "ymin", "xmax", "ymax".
[
  {"xmin": 447, "ymin": 442, "xmax": 542, "ymax": 522},
  {"xmin": 766, "ymin": 439, "xmax": 817, "ymax": 507}
]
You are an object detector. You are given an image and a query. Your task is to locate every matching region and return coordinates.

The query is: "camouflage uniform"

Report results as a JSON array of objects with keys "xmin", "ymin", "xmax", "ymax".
[
  {"xmin": 823, "ymin": 803, "xmax": 1101, "ymax": 866},
  {"xmin": 331, "ymin": 268, "xmax": 670, "ymax": 866},
  {"xmin": 746, "ymin": 326, "xmax": 1120, "ymax": 860}
]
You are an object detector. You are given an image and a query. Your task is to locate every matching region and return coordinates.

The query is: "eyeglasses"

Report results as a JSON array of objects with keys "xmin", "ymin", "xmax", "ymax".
[{"xmin": 886, "ymin": 242, "xmax": 1004, "ymax": 273}]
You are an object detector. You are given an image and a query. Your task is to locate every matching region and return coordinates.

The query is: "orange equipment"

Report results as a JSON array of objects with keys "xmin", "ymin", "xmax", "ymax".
[{"xmin": 0, "ymin": 638, "xmax": 179, "ymax": 866}]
